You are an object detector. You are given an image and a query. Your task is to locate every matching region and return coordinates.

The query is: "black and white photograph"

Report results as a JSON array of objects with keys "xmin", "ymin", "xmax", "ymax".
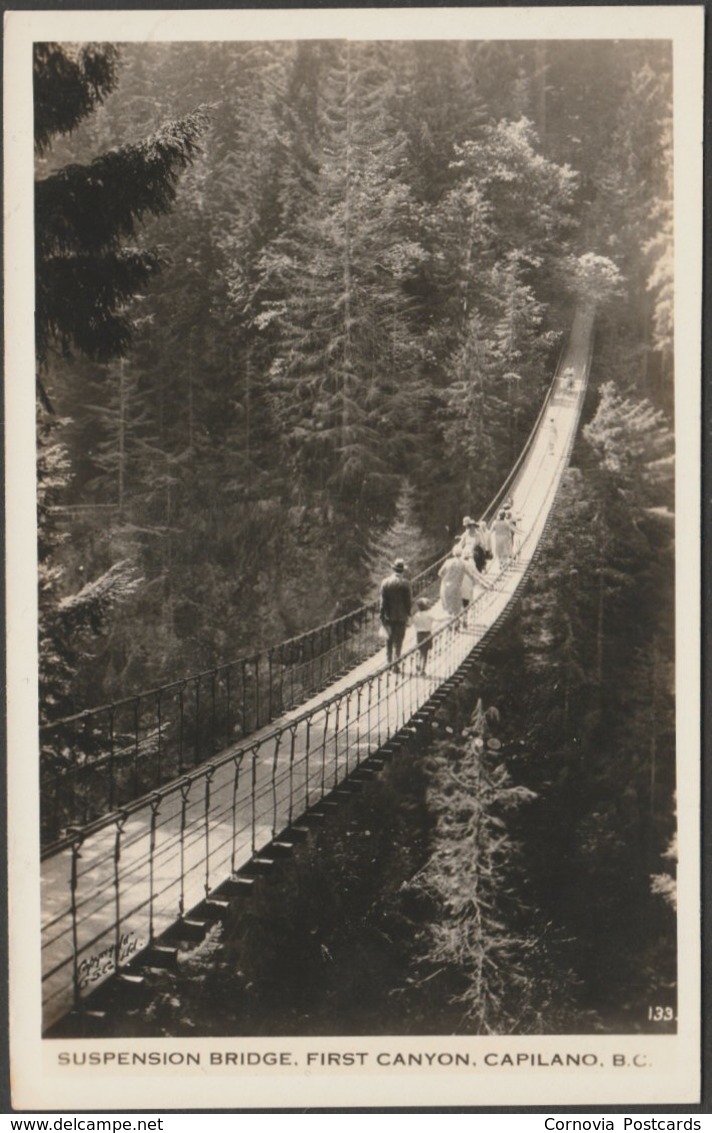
[{"xmin": 5, "ymin": 5, "xmax": 703, "ymax": 1110}]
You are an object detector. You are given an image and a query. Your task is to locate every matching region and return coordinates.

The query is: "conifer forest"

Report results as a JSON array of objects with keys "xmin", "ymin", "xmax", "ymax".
[{"xmin": 36, "ymin": 39, "xmax": 676, "ymax": 1036}]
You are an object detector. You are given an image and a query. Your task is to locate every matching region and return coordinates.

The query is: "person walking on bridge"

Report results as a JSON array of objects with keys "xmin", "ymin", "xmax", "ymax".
[
  {"xmin": 490, "ymin": 509, "xmax": 517, "ymax": 570},
  {"xmin": 473, "ymin": 519, "xmax": 491, "ymax": 572},
  {"xmin": 413, "ymin": 597, "xmax": 435, "ymax": 674},
  {"xmin": 462, "ymin": 551, "xmax": 494, "ymax": 611},
  {"xmin": 458, "ymin": 517, "xmax": 490, "ymax": 574},
  {"xmin": 504, "ymin": 499, "xmax": 525, "ymax": 558},
  {"xmin": 379, "ymin": 558, "xmax": 413, "ymax": 671},
  {"xmin": 438, "ymin": 546, "xmax": 476, "ymax": 619},
  {"xmin": 457, "ymin": 516, "xmax": 477, "ymax": 565},
  {"xmin": 548, "ymin": 415, "xmax": 558, "ymax": 455}
]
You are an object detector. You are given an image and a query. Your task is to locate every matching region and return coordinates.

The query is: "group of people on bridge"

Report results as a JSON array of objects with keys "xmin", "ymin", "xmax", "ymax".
[{"xmin": 379, "ymin": 502, "xmax": 525, "ymax": 673}]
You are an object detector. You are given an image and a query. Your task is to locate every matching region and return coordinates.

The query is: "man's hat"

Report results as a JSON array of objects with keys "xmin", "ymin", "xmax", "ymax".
[
  {"xmin": 462, "ymin": 515, "xmax": 475, "ymax": 527},
  {"xmin": 393, "ymin": 558, "xmax": 406, "ymax": 572}
]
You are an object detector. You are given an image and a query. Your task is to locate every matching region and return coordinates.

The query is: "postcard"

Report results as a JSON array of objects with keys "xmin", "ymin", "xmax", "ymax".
[{"xmin": 5, "ymin": 5, "xmax": 703, "ymax": 1110}]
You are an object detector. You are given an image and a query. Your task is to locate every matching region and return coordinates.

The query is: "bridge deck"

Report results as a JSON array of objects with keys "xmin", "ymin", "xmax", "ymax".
[{"xmin": 41, "ymin": 308, "xmax": 594, "ymax": 1030}]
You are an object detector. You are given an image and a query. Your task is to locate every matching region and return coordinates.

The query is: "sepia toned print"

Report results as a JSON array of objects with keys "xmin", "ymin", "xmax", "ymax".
[{"xmin": 6, "ymin": 6, "xmax": 702, "ymax": 1110}]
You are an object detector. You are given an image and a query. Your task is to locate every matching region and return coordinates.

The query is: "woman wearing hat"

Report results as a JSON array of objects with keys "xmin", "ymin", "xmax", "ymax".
[
  {"xmin": 438, "ymin": 546, "xmax": 476, "ymax": 618},
  {"xmin": 490, "ymin": 509, "xmax": 518, "ymax": 570},
  {"xmin": 459, "ymin": 516, "xmax": 489, "ymax": 574},
  {"xmin": 458, "ymin": 516, "xmax": 477, "ymax": 561}
]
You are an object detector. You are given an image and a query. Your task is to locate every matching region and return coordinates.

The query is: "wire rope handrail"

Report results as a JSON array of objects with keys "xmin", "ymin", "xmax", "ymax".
[
  {"xmin": 42, "ymin": 328, "xmax": 575, "ymax": 736},
  {"xmin": 479, "ymin": 332, "xmax": 574, "ymax": 524},
  {"xmin": 38, "ymin": 558, "xmax": 445, "ymax": 842},
  {"xmin": 39, "ymin": 313, "xmax": 582, "ymax": 845},
  {"xmin": 40, "ymin": 550, "xmax": 446, "ymax": 736},
  {"xmin": 41, "ymin": 584, "xmax": 516, "ymax": 1028},
  {"xmin": 41, "ymin": 311, "xmax": 595, "ymax": 1032},
  {"xmin": 38, "ymin": 312, "xmax": 594, "ymax": 1037},
  {"xmin": 41, "ymin": 309, "xmax": 593, "ymax": 862}
]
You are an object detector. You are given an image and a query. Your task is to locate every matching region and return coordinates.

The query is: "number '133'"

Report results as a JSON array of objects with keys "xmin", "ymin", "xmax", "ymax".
[{"xmin": 648, "ymin": 1005, "xmax": 674, "ymax": 1021}]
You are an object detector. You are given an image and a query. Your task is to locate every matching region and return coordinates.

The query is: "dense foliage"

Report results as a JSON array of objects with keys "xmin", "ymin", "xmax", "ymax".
[
  {"xmin": 38, "ymin": 39, "xmax": 676, "ymax": 1034},
  {"xmin": 38, "ymin": 40, "xmax": 600, "ymax": 705},
  {"xmin": 35, "ymin": 42, "xmax": 210, "ymax": 733},
  {"xmin": 40, "ymin": 42, "xmax": 673, "ymax": 710}
]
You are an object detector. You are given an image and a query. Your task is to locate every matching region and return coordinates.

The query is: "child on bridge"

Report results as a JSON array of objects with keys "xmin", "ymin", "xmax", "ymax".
[{"xmin": 413, "ymin": 597, "xmax": 435, "ymax": 674}]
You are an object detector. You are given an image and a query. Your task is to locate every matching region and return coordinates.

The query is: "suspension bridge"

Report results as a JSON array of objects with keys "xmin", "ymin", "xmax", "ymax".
[{"xmin": 40, "ymin": 307, "xmax": 595, "ymax": 1032}]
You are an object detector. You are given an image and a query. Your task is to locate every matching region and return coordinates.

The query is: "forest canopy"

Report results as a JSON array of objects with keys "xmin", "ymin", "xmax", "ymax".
[{"xmin": 37, "ymin": 39, "xmax": 673, "ymax": 716}]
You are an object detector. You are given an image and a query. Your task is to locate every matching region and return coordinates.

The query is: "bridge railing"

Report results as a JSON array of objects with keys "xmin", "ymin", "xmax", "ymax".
[
  {"xmin": 42, "ymin": 596, "xmax": 484, "ymax": 1027},
  {"xmin": 479, "ymin": 330, "xmax": 576, "ymax": 526},
  {"xmin": 39, "ymin": 557, "xmax": 441, "ymax": 846},
  {"xmin": 44, "ymin": 367, "xmax": 585, "ymax": 1027},
  {"xmin": 39, "ymin": 315, "xmax": 585, "ymax": 850},
  {"xmin": 42, "ymin": 309, "xmax": 596, "ymax": 1030}
]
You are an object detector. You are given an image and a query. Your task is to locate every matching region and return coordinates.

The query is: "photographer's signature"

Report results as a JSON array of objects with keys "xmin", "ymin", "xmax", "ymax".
[{"xmin": 78, "ymin": 931, "xmax": 140, "ymax": 988}]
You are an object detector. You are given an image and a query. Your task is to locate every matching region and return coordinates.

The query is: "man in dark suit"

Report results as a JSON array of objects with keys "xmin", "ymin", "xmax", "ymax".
[{"xmin": 379, "ymin": 558, "xmax": 413, "ymax": 671}]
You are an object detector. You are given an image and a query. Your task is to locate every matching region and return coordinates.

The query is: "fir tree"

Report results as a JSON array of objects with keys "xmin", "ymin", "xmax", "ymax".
[
  {"xmin": 260, "ymin": 42, "xmax": 425, "ymax": 507},
  {"xmin": 583, "ymin": 382, "xmax": 674, "ymax": 514},
  {"xmin": 426, "ymin": 117, "xmax": 576, "ymax": 511},
  {"xmin": 585, "ymin": 49, "xmax": 673, "ymax": 400},
  {"xmin": 404, "ymin": 700, "xmax": 577, "ymax": 1033},
  {"xmin": 36, "ymin": 43, "xmax": 210, "ymax": 730},
  {"xmin": 395, "ymin": 42, "xmax": 487, "ymax": 205},
  {"xmin": 37, "ymin": 419, "xmax": 142, "ymax": 729},
  {"xmin": 509, "ymin": 377, "xmax": 676, "ymax": 1023},
  {"xmin": 34, "ymin": 42, "xmax": 120, "ymax": 157},
  {"xmin": 563, "ymin": 251, "xmax": 624, "ymax": 311},
  {"xmin": 35, "ymin": 42, "xmax": 211, "ymax": 370}
]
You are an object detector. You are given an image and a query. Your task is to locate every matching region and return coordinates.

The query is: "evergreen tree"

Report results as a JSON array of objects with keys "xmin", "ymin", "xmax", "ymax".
[
  {"xmin": 35, "ymin": 42, "xmax": 211, "ymax": 370},
  {"xmin": 583, "ymin": 382, "xmax": 674, "ymax": 515},
  {"xmin": 586, "ymin": 51, "xmax": 673, "ymax": 401},
  {"xmin": 34, "ymin": 42, "xmax": 120, "ymax": 157},
  {"xmin": 36, "ymin": 43, "xmax": 210, "ymax": 728},
  {"xmin": 37, "ymin": 420, "xmax": 142, "ymax": 728},
  {"xmin": 36, "ymin": 40, "xmax": 675, "ymax": 736},
  {"xmin": 508, "ymin": 376, "xmax": 676, "ymax": 1024},
  {"xmin": 404, "ymin": 700, "xmax": 577, "ymax": 1033},
  {"xmin": 259, "ymin": 42, "xmax": 425, "ymax": 511},
  {"xmin": 563, "ymin": 251, "xmax": 624, "ymax": 311},
  {"xmin": 425, "ymin": 117, "xmax": 576, "ymax": 513},
  {"xmin": 441, "ymin": 312, "xmax": 500, "ymax": 497},
  {"xmin": 395, "ymin": 42, "xmax": 487, "ymax": 205},
  {"xmin": 84, "ymin": 358, "xmax": 152, "ymax": 510}
]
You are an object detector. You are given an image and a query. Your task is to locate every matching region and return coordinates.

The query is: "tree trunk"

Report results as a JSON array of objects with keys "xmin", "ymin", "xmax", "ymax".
[
  {"xmin": 595, "ymin": 535, "xmax": 606, "ymax": 711},
  {"xmin": 649, "ymin": 636, "xmax": 658, "ymax": 820},
  {"xmin": 342, "ymin": 41, "xmax": 353, "ymax": 453},
  {"xmin": 188, "ymin": 329, "xmax": 195, "ymax": 451},
  {"xmin": 118, "ymin": 359, "xmax": 126, "ymax": 513},
  {"xmin": 534, "ymin": 42, "xmax": 547, "ymax": 143},
  {"xmin": 244, "ymin": 346, "xmax": 252, "ymax": 475}
]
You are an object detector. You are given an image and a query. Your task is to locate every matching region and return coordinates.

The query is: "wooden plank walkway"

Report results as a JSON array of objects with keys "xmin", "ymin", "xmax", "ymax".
[{"xmin": 41, "ymin": 309, "xmax": 594, "ymax": 1030}]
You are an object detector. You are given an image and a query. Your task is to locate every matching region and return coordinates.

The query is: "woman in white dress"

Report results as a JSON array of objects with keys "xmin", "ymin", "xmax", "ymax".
[
  {"xmin": 489, "ymin": 510, "xmax": 517, "ymax": 570},
  {"xmin": 438, "ymin": 547, "xmax": 475, "ymax": 617}
]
